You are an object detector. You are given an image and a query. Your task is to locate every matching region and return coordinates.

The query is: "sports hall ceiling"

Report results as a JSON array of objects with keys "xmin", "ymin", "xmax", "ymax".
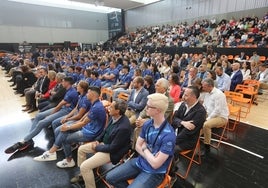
[{"xmin": 71, "ymin": 0, "xmax": 161, "ymax": 10}]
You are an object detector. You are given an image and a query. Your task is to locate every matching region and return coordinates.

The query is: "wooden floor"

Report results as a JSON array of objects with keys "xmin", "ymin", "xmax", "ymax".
[{"xmin": 1, "ymin": 68, "xmax": 267, "ymax": 130}]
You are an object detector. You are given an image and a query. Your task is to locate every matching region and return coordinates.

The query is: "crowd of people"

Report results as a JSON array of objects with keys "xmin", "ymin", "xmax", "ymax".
[
  {"xmin": 0, "ymin": 13, "xmax": 268, "ymax": 188},
  {"xmin": 110, "ymin": 13, "xmax": 268, "ymax": 49}
]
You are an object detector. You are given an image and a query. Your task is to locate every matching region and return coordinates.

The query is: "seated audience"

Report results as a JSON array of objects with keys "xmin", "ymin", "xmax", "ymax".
[
  {"xmin": 144, "ymin": 75, "xmax": 155, "ymax": 95},
  {"xmin": 201, "ymin": 78, "xmax": 229, "ymax": 155},
  {"xmin": 70, "ymin": 99, "xmax": 132, "ymax": 187},
  {"xmin": 101, "ymin": 60, "xmax": 119, "ymax": 88},
  {"xmin": 256, "ymin": 61, "xmax": 268, "ymax": 94},
  {"xmin": 33, "ymin": 86, "xmax": 105, "ymax": 169},
  {"xmin": 36, "ymin": 70, "xmax": 57, "ymax": 106},
  {"xmin": 106, "ymin": 93, "xmax": 176, "ymax": 188},
  {"xmin": 168, "ymin": 73, "xmax": 181, "ymax": 103},
  {"xmin": 37, "ymin": 73, "xmax": 66, "ymax": 112},
  {"xmin": 241, "ymin": 61, "xmax": 251, "ymax": 80},
  {"xmin": 125, "ymin": 76, "xmax": 149, "ymax": 125},
  {"xmin": 230, "ymin": 62, "xmax": 243, "ymax": 91},
  {"xmin": 134, "ymin": 78, "xmax": 174, "ymax": 148},
  {"xmin": 215, "ymin": 66, "xmax": 231, "ymax": 91},
  {"xmin": 22, "ymin": 67, "xmax": 50, "ymax": 113},
  {"xmin": 5, "ymin": 77, "xmax": 79, "ymax": 154}
]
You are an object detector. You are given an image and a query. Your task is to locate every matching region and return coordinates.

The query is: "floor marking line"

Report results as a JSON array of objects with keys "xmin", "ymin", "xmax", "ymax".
[{"xmin": 200, "ymin": 137, "xmax": 264, "ymax": 159}]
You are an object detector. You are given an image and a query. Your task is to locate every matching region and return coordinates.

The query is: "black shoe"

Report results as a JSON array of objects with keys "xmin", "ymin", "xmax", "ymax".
[
  {"xmin": 13, "ymin": 88, "xmax": 18, "ymax": 90},
  {"xmin": 20, "ymin": 94, "xmax": 25, "ymax": 97},
  {"xmin": 70, "ymin": 174, "xmax": 83, "ymax": 183},
  {"xmin": 201, "ymin": 144, "xmax": 210, "ymax": 156},
  {"xmin": 14, "ymin": 91, "xmax": 23, "ymax": 95},
  {"xmin": 5, "ymin": 141, "xmax": 34, "ymax": 154},
  {"xmin": 10, "ymin": 84, "xmax": 15, "ymax": 87},
  {"xmin": 22, "ymin": 106, "xmax": 31, "ymax": 112},
  {"xmin": 8, "ymin": 79, "xmax": 13, "ymax": 82},
  {"xmin": 28, "ymin": 108, "xmax": 38, "ymax": 113}
]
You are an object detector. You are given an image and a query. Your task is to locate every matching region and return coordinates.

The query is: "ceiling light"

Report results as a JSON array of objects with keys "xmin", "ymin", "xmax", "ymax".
[{"xmin": 8, "ymin": 0, "xmax": 120, "ymax": 13}]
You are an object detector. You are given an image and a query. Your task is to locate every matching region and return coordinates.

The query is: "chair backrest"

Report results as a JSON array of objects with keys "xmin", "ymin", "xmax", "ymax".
[
  {"xmin": 234, "ymin": 84, "xmax": 255, "ymax": 93},
  {"xmin": 118, "ymin": 92, "xmax": 129, "ymax": 101},
  {"xmin": 100, "ymin": 87, "xmax": 114, "ymax": 102},
  {"xmin": 243, "ymin": 80, "xmax": 260, "ymax": 92},
  {"xmin": 224, "ymin": 91, "xmax": 244, "ymax": 99}
]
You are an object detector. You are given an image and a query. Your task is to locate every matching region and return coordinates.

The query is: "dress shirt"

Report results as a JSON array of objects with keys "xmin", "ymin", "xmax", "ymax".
[
  {"xmin": 216, "ymin": 73, "xmax": 231, "ymax": 91},
  {"xmin": 203, "ymin": 87, "xmax": 229, "ymax": 120}
]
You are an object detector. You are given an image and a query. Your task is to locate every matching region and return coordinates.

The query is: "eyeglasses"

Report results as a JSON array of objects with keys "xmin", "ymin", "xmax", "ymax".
[{"xmin": 146, "ymin": 104, "xmax": 157, "ymax": 109}]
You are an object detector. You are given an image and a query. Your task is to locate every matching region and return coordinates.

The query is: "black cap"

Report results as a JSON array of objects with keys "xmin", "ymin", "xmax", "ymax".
[
  {"xmin": 89, "ymin": 86, "xmax": 101, "ymax": 96},
  {"xmin": 63, "ymin": 76, "xmax": 74, "ymax": 84}
]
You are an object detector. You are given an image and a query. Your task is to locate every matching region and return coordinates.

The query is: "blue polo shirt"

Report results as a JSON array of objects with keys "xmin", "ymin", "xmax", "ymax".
[
  {"xmin": 90, "ymin": 79, "xmax": 102, "ymax": 88},
  {"xmin": 77, "ymin": 94, "xmax": 91, "ymax": 112},
  {"xmin": 106, "ymin": 67, "xmax": 119, "ymax": 84},
  {"xmin": 136, "ymin": 119, "xmax": 176, "ymax": 174},
  {"xmin": 119, "ymin": 73, "xmax": 131, "ymax": 85},
  {"xmin": 63, "ymin": 87, "xmax": 79, "ymax": 110},
  {"xmin": 82, "ymin": 99, "xmax": 106, "ymax": 138},
  {"xmin": 142, "ymin": 69, "xmax": 153, "ymax": 77}
]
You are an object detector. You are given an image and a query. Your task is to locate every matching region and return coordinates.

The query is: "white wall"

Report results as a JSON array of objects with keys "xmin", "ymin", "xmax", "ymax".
[
  {"xmin": 0, "ymin": 25, "xmax": 108, "ymax": 43},
  {"xmin": 125, "ymin": 0, "xmax": 268, "ymax": 28},
  {"xmin": 0, "ymin": 0, "xmax": 109, "ymax": 43}
]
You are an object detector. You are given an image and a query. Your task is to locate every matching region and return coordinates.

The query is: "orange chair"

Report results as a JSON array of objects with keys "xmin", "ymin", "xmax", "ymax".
[
  {"xmin": 227, "ymin": 104, "xmax": 241, "ymax": 132},
  {"xmin": 128, "ymin": 158, "xmax": 173, "ymax": 188},
  {"xmin": 176, "ymin": 135, "xmax": 201, "ymax": 179},
  {"xmin": 227, "ymin": 55, "xmax": 233, "ymax": 61},
  {"xmin": 224, "ymin": 91, "xmax": 251, "ymax": 118},
  {"xmin": 117, "ymin": 92, "xmax": 129, "ymax": 101},
  {"xmin": 260, "ymin": 56, "xmax": 266, "ymax": 62},
  {"xmin": 100, "ymin": 87, "xmax": 114, "ymax": 110},
  {"xmin": 235, "ymin": 84, "xmax": 257, "ymax": 103}
]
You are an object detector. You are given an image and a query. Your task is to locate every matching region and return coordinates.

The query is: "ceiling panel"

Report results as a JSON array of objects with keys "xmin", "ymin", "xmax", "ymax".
[{"xmin": 71, "ymin": 0, "xmax": 147, "ymax": 10}]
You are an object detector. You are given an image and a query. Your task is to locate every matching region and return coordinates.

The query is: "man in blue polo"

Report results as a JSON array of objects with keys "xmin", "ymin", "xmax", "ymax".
[
  {"xmin": 101, "ymin": 60, "xmax": 119, "ymax": 88},
  {"xmin": 106, "ymin": 93, "xmax": 176, "ymax": 188},
  {"xmin": 5, "ymin": 77, "xmax": 79, "ymax": 154},
  {"xmin": 112, "ymin": 65, "xmax": 132, "ymax": 99}
]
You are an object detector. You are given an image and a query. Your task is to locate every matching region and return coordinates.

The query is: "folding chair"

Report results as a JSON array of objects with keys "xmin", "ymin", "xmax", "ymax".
[
  {"xmin": 100, "ymin": 87, "xmax": 114, "ymax": 110},
  {"xmin": 128, "ymin": 157, "xmax": 173, "ymax": 188},
  {"xmin": 243, "ymin": 80, "xmax": 260, "ymax": 104},
  {"xmin": 227, "ymin": 104, "xmax": 241, "ymax": 132},
  {"xmin": 96, "ymin": 150, "xmax": 134, "ymax": 188},
  {"xmin": 225, "ymin": 90, "xmax": 251, "ymax": 118},
  {"xmin": 176, "ymin": 136, "xmax": 201, "ymax": 179}
]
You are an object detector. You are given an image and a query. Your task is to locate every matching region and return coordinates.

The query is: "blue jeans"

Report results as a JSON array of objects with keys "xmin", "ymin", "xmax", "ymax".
[
  {"xmin": 56, "ymin": 128, "xmax": 96, "ymax": 158},
  {"xmin": 23, "ymin": 107, "xmax": 71, "ymax": 141},
  {"xmin": 106, "ymin": 158, "xmax": 164, "ymax": 188}
]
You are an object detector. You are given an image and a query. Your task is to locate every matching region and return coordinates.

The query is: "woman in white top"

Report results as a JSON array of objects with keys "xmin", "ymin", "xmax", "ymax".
[{"xmin": 241, "ymin": 61, "xmax": 251, "ymax": 80}]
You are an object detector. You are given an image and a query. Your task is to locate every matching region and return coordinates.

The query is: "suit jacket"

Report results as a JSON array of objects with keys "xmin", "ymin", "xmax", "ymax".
[
  {"xmin": 230, "ymin": 70, "xmax": 243, "ymax": 91},
  {"xmin": 95, "ymin": 115, "xmax": 132, "ymax": 165},
  {"xmin": 128, "ymin": 87, "xmax": 149, "ymax": 116},
  {"xmin": 172, "ymin": 102, "xmax": 206, "ymax": 150},
  {"xmin": 34, "ymin": 76, "xmax": 50, "ymax": 94}
]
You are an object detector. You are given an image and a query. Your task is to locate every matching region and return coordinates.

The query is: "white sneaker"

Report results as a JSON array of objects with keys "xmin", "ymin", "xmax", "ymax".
[
  {"xmin": 34, "ymin": 151, "xmax": 57, "ymax": 161},
  {"xmin": 56, "ymin": 159, "xmax": 75, "ymax": 168}
]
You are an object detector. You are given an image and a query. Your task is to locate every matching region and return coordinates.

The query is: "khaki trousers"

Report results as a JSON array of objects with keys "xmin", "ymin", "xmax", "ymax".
[
  {"xmin": 78, "ymin": 142, "xmax": 111, "ymax": 188},
  {"xmin": 125, "ymin": 109, "xmax": 137, "ymax": 125},
  {"xmin": 260, "ymin": 82, "xmax": 268, "ymax": 89},
  {"xmin": 202, "ymin": 117, "xmax": 228, "ymax": 144}
]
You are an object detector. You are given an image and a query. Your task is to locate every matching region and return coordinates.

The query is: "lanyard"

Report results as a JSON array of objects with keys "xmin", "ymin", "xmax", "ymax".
[{"xmin": 145, "ymin": 119, "xmax": 167, "ymax": 149}]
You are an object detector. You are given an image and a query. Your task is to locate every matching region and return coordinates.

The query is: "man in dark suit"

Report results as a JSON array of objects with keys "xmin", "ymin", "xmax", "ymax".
[
  {"xmin": 22, "ymin": 67, "xmax": 50, "ymax": 113},
  {"xmin": 230, "ymin": 62, "xmax": 243, "ymax": 91},
  {"xmin": 125, "ymin": 76, "xmax": 149, "ymax": 125},
  {"xmin": 172, "ymin": 86, "xmax": 207, "ymax": 153}
]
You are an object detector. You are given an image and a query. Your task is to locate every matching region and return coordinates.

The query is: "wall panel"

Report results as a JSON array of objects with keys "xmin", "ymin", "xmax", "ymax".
[
  {"xmin": 0, "ymin": 1, "xmax": 108, "ymax": 43},
  {"xmin": 125, "ymin": 0, "xmax": 268, "ymax": 28}
]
